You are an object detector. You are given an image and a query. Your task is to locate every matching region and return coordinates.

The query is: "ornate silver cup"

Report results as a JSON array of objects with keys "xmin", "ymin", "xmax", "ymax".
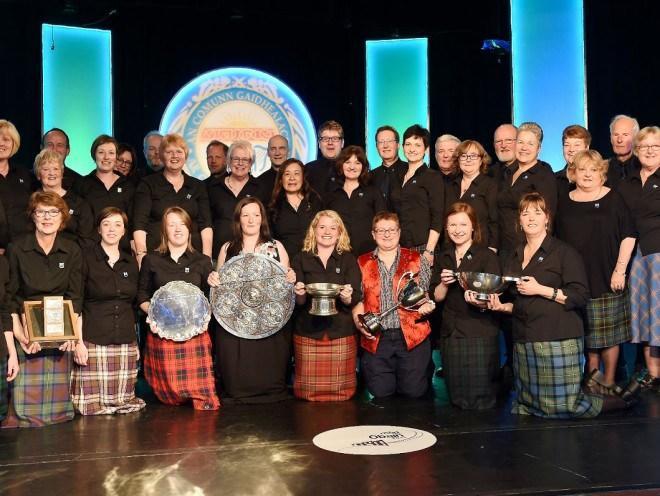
[
  {"xmin": 455, "ymin": 271, "xmax": 520, "ymax": 301},
  {"xmin": 306, "ymin": 283, "xmax": 343, "ymax": 316}
]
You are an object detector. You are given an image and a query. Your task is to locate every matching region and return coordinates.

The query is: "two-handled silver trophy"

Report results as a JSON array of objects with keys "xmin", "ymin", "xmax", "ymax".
[{"xmin": 357, "ymin": 271, "xmax": 430, "ymax": 335}]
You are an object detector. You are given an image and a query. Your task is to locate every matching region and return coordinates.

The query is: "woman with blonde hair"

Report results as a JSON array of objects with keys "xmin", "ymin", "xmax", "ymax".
[{"xmin": 291, "ymin": 210, "xmax": 362, "ymax": 401}]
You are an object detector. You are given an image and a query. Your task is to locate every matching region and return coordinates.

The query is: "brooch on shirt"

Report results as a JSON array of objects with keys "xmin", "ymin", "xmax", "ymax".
[
  {"xmin": 653, "ymin": 184, "xmax": 658, "ymax": 189},
  {"xmin": 117, "ymin": 187, "xmax": 122, "ymax": 193},
  {"xmin": 594, "ymin": 203, "xmax": 600, "ymax": 209},
  {"xmin": 69, "ymin": 209, "xmax": 74, "ymax": 215},
  {"xmin": 330, "ymin": 177, "xmax": 336, "ymax": 182},
  {"xmin": 523, "ymin": 175, "xmax": 529, "ymax": 180},
  {"xmin": 123, "ymin": 271, "xmax": 129, "ymax": 278},
  {"xmin": 358, "ymin": 192, "xmax": 364, "ymax": 197},
  {"xmin": 185, "ymin": 267, "xmax": 190, "ymax": 273},
  {"xmin": 246, "ymin": 194, "xmax": 252, "ymax": 198},
  {"xmin": 335, "ymin": 267, "xmax": 341, "ymax": 274},
  {"xmin": 58, "ymin": 262, "xmax": 65, "ymax": 269},
  {"xmin": 470, "ymin": 193, "xmax": 476, "ymax": 198},
  {"xmin": 466, "ymin": 253, "xmax": 472, "ymax": 261},
  {"xmin": 412, "ymin": 179, "xmax": 417, "ymax": 184},
  {"xmin": 186, "ymin": 193, "xmax": 192, "ymax": 200},
  {"xmin": 19, "ymin": 178, "xmax": 24, "ymax": 183},
  {"xmin": 537, "ymin": 256, "xmax": 544, "ymax": 262}
]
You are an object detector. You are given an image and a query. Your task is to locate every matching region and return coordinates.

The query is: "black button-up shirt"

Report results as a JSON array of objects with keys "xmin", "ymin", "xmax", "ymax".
[
  {"xmin": 255, "ymin": 167, "xmax": 278, "ymax": 202},
  {"xmin": 0, "ymin": 255, "xmax": 11, "ymax": 356},
  {"xmin": 270, "ymin": 193, "xmax": 322, "ymax": 258},
  {"xmin": 207, "ymin": 173, "xmax": 267, "ymax": 258},
  {"xmin": 323, "ymin": 183, "xmax": 387, "ymax": 256},
  {"xmin": 502, "ymin": 236, "xmax": 589, "ymax": 343},
  {"xmin": 305, "ymin": 158, "xmax": 339, "ymax": 200},
  {"xmin": 7, "ymin": 233, "xmax": 83, "ymax": 314},
  {"xmin": 291, "ymin": 250, "xmax": 362, "ymax": 339},
  {"xmin": 390, "ymin": 164, "xmax": 445, "ymax": 248},
  {"xmin": 133, "ymin": 171, "xmax": 212, "ymax": 252},
  {"xmin": 619, "ymin": 167, "xmax": 660, "ymax": 256},
  {"xmin": 555, "ymin": 165, "xmax": 575, "ymax": 201},
  {"xmin": 370, "ymin": 158, "xmax": 407, "ymax": 208},
  {"xmin": 82, "ymin": 244, "xmax": 139, "ymax": 345},
  {"xmin": 137, "ymin": 250, "xmax": 212, "ymax": 305},
  {"xmin": 62, "ymin": 166, "xmax": 82, "ymax": 193},
  {"xmin": 606, "ymin": 155, "xmax": 640, "ymax": 191},
  {"xmin": 0, "ymin": 163, "xmax": 37, "ymax": 248},
  {"xmin": 430, "ymin": 244, "xmax": 501, "ymax": 339},
  {"xmin": 445, "ymin": 173, "xmax": 499, "ymax": 248},
  {"xmin": 59, "ymin": 190, "xmax": 95, "ymax": 246}
]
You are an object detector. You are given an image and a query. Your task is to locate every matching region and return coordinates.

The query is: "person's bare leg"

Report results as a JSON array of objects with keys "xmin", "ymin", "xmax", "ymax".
[{"xmin": 601, "ymin": 346, "xmax": 619, "ymax": 385}]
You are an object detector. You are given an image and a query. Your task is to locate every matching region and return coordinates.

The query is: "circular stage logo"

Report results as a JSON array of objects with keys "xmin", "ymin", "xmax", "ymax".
[
  {"xmin": 160, "ymin": 67, "xmax": 316, "ymax": 179},
  {"xmin": 312, "ymin": 425, "xmax": 437, "ymax": 455}
]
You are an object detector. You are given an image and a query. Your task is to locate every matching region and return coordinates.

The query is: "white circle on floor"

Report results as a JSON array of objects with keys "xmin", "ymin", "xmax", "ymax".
[{"xmin": 313, "ymin": 425, "xmax": 437, "ymax": 455}]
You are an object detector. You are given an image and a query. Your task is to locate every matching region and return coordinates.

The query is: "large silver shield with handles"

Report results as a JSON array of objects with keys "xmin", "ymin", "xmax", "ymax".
[
  {"xmin": 148, "ymin": 281, "xmax": 211, "ymax": 342},
  {"xmin": 211, "ymin": 253, "xmax": 294, "ymax": 339}
]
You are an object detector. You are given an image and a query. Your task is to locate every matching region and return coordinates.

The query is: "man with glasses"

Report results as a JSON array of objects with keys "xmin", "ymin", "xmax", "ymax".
[
  {"xmin": 353, "ymin": 211, "xmax": 435, "ymax": 399},
  {"xmin": 488, "ymin": 124, "xmax": 518, "ymax": 183},
  {"xmin": 607, "ymin": 114, "xmax": 640, "ymax": 190},
  {"xmin": 305, "ymin": 120, "xmax": 344, "ymax": 199},
  {"xmin": 371, "ymin": 125, "xmax": 406, "ymax": 208}
]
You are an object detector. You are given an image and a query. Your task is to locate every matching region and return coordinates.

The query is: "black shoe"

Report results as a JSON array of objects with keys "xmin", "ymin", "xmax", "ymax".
[{"xmin": 619, "ymin": 375, "xmax": 643, "ymax": 404}]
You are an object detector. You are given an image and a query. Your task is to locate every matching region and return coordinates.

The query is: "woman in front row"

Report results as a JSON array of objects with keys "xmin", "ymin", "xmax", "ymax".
[
  {"xmin": 291, "ymin": 210, "xmax": 362, "ymax": 401},
  {"xmin": 489, "ymin": 193, "xmax": 621, "ymax": 418},
  {"xmin": 70, "ymin": 207, "xmax": 145, "ymax": 415},
  {"xmin": 432, "ymin": 202, "xmax": 501, "ymax": 409},
  {"xmin": 209, "ymin": 197, "xmax": 295, "ymax": 404},
  {"xmin": 138, "ymin": 206, "xmax": 219, "ymax": 410}
]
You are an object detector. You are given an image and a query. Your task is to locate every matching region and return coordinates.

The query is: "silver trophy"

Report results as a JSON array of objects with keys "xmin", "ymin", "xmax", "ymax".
[
  {"xmin": 357, "ymin": 271, "xmax": 429, "ymax": 335},
  {"xmin": 305, "ymin": 283, "xmax": 343, "ymax": 316},
  {"xmin": 148, "ymin": 281, "xmax": 211, "ymax": 342},
  {"xmin": 455, "ymin": 271, "xmax": 520, "ymax": 301},
  {"xmin": 211, "ymin": 253, "xmax": 294, "ymax": 339}
]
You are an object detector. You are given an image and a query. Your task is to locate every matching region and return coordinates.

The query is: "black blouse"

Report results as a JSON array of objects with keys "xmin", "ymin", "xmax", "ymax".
[
  {"xmin": 0, "ymin": 163, "xmax": 37, "ymax": 248},
  {"xmin": 445, "ymin": 173, "xmax": 499, "ymax": 248},
  {"xmin": 371, "ymin": 158, "xmax": 407, "ymax": 208},
  {"xmin": 59, "ymin": 190, "xmax": 95, "ymax": 246},
  {"xmin": 502, "ymin": 236, "xmax": 589, "ymax": 343},
  {"xmin": 323, "ymin": 182, "xmax": 387, "ymax": 257},
  {"xmin": 555, "ymin": 190, "xmax": 635, "ymax": 298},
  {"xmin": 137, "ymin": 250, "xmax": 212, "ymax": 305},
  {"xmin": 497, "ymin": 160, "xmax": 557, "ymax": 255},
  {"xmin": 606, "ymin": 155, "xmax": 640, "ymax": 191},
  {"xmin": 270, "ymin": 193, "xmax": 322, "ymax": 259},
  {"xmin": 390, "ymin": 164, "xmax": 445, "ymax": 248},
  {"xmin": 305, "ymin": 158, "xmax": 339, "ymax": 200},
  {"xmin": 430, "ymin": 244, "xmax": 501, "ymax": 339},
  {"xmin": 133, "ymin": 171, "xmax": 212, "ymax": 252},
  {"xmin": 291, "ymin": 250, "xmax": 362, "ymax": 339},
  {"xmin": 7, "ymin": 233, "xmax": 83, "ymax": 314},
  {"xmin": 82, "ymin": 244, "xmax": 139, "ymax": 345},
  {"xmin": 618, "ymin": 167, "xmax": 660, "ymax": 256}
]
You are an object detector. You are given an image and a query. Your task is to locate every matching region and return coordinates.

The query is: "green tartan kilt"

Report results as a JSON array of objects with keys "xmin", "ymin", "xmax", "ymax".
[{"xmin": 584, "ymin": 290, "xmax": 631, "ymax": 349}]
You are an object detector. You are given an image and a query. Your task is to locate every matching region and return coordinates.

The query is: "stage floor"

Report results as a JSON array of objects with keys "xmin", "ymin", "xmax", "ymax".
[{"xmin": 1, "ymin": 377, "xmax": 659, "ymax": 496}]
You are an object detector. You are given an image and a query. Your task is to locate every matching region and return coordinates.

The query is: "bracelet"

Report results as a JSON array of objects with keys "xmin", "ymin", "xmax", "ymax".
[{"xmin": 551, "ymin": 288, "xmax": 558, "ymax": 301}]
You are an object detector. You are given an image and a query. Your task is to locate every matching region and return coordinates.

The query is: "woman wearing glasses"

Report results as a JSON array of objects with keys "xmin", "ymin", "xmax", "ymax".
[
  {"xmin": 207, "ymin": 140, "xmax": 267, "ymax": 259},
  {"xmin": 445, "ymin": 140, "xmax": 499, "ymax": 251},
  {"xmin": 133, "ymin": 134, "xmax": 212, "ymax": 265}
]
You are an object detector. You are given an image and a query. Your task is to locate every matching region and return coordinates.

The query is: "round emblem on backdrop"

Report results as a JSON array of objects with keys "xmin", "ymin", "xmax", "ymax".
[
  {"xmin": 159, "ymin": 67, "xmax": 317, "ymax": 179},
  {"xmin": 312, "ymin": 425, "xmax": 437, "ymax": 455}
]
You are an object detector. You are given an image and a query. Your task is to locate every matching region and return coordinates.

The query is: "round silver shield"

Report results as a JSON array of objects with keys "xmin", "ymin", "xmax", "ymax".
[
  {"xmin": 211, "ymin": 253, "xmax": 295, "ymax": 339},
  {"xmin": 148, "ymin": 281, "xmax": 211, "ymax": 342}
]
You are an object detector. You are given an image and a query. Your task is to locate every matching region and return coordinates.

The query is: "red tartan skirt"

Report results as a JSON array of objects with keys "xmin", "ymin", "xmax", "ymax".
[
  {"xmin": 293, "ymin": 334, "xmax": 357, "ymax": 402},
  {"xmin": 144, "ymin": 331, "xmax": 220, "ymax": 410}
]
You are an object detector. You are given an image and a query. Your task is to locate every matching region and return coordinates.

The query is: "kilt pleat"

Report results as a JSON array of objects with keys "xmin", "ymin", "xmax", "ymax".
[
  {"xmin": 144, "ymin": 331, "xmax": 220, "ymax": 410},
  {"xmin": 71, "ymin": 342, "xmax": 146, "ymax": 415},
  {"xmin": 441, "ymin": 335, "xmax": 499, "ymax": 410},
  {"xmin": 629, "ymin": 249, "xmax": 660, "ymax": 346},
  {"xmin": 293, "ymin": 334, "xmax": 357, "ymax": 401},
  {"xmin": 584, "ymin": 290, "xmax": 631, "ymax": 349},
  {"xmin": 2, "ymin": 348, "xmax": 74, "ymax": 428},
  {"xmin": 0, "ymin": 356, "xmax": 7, "ymax": 420},
  {"xmin": 512, "ymin": 338, "xmax": 603, "ymax": 419}
]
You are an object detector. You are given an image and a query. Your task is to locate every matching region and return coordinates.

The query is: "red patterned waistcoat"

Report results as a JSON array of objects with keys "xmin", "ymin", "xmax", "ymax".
[{"xmin": 357, "ymin": 248, "xmax": 431, "ymax": 354}]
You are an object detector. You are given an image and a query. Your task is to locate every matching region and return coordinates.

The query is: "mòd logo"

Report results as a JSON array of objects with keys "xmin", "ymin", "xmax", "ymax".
[
  {"xmin": 313, "ymin": 425, "xmax": 437, "ymax": 455},
  {"xmin": 160, "ymin": 67, "xmax": 316, "ymax": 179}
]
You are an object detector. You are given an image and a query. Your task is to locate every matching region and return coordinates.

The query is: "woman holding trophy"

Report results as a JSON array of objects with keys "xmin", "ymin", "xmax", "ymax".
[
  {"xmin": 291, "ymin": 210, "xmax": 362, "ymax": 401},
  {"xmin": 137, "ymin": 206, "xmax": 219, "ymax": 411}
]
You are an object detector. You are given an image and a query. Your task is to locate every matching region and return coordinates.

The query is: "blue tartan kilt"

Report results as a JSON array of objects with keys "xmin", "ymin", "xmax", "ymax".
[{"xmin": 629, "ymin": 249, "xmax": 660, "ymax": 346}]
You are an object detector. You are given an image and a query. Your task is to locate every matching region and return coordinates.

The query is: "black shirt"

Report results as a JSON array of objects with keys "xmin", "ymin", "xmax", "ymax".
[
  {"xmin": 255, "ymin": 167, "xmax": 278, "ymax": 202},
  {"xmin": 270, "ymin": 193, "xmax": 322, "ymax": 259},
  {"xmin": 323, "ymin": 182, "xmax": 387, "ymax": 257},
  {"xmin": 62, "ymin": 166, "xmax": 82, "ymax": 193},
  {"xmin": 59, "ymin": 190, "xmax": 95, "ymax": 247},
  {"xmin": 291, "ymin": 250, "xmax": 362, "ymax": 339},
  {"xmin": 555, "ymin": 190, "xmax": 635, "ymax": 298},
  {"xmin": 618, "ymin": 167, "xmax": 660, "ymax": 256},
  {"xmin": 445, "ymin": 173, "xmax": 499, "ymax": 249},
  {"xmin": 0, "ymin": 255, "xmax": 11, "ymax": 356},
  {"xmin": 487, "ymin": 160, "xmax": 510, "ymax": 184},
  {"xmin": 430, "ymin": 244, "xmax": 501, "ymax": 339},
  {"xmin": 390, "ymin": 164, "xmax": 445, "ymax": 248},
  {"xmin": 133, "ymin": 171, "xmax": 212, "ymax": 252},
  {"xmin": 207, "ymin": 173, "xmax": 267, "ymax": 259},
  {"xmin": 7, "ymin": 233, "xmax": 83, "ymax": 314},
  {"xmin": 305, "ymin": 158, "xmax": 338, "ymax": 200},
  {"xmin": 606, "ymin": 155, "xmax": 640, "ymax": 191},
  {"xmin": 370, "ymin": 158, "xmax": 407, "ymax": 208},
  {"xmin": 502, "ymin": 236, "xmax": 589, "ymax": 343},
  {"xmin": 82, "ymin": 244, "xmax": 139, "ymax": 345},
  {"xmin": 497, "ymin": 160, "xmax": 557, "ymax": 255},
  {"xmin": 0, "ymin": 163, "xmax": 37, "ymax": 248},
  {"xmin": 137, "ymin": 250, "xmax": 212, "ymax": 306},
  {"xmin": 555, "ymin": 166, "xmax": 575, "ymax": 200}
]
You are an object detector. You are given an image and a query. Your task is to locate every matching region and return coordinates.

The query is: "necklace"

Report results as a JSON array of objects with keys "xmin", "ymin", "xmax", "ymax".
[{"xmin": 574, "ymin": 186, "xmax": 603, "ymax": 202}]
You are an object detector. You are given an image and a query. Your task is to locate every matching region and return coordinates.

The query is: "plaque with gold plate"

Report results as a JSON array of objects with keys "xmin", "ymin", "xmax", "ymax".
[{"xmin": 23, "ymin": 297, "xmax": 80, "ymax": 348}]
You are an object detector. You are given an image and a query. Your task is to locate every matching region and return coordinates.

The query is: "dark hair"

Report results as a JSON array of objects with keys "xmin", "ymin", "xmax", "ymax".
[
  {"xmin": 444, "ymin": 201, "xmax": 483, "ymax": 245},
  {"xmin": 226, "ymin": 198, "xmax": 272, "ymax": 259},
  {"xmin": 27, "ymin": 191, "xmax": 70, "ymax": 231},
  {"xmin": 518, "ymin": 192, "xmax": 553, "ymax": 234},
  {"xmin": 206, "ymin": 140, "xmax": 228, "ymax": 154},
  {"xmin": 453, "ymin": 140, "xmax": 492, "ymax": 175},
  {"xmin": 90, "ymin": 134, "xmax": 119, "ymax": 160},
  {"xmin": 562, "ymin": 125, "xmax": 592, "ymax": 147},
  {"xmin": 317, "ymin": 120, "xmax": 344, "ymax": 138},
  {"xmin": 402, "ymin": 124, "xmax": 431, "ymax": 148},
  {"xmin": 334, "ymin": 145, "xmax": 370, "ymax": 186},
  {"xmin": 269, "ymin": 159, "xmax": 318, "ymax": 224},
  {"xmin": 375, "ymin": 125, "xmax": 399, "ymax": 143},
  {"xmin": 117, "ymin": 142, "xmax": 138, "ymax": 176},
  {"xmin": 42, "ymin": 128, "xmax": 70, "ymax": 149},
  {"xmin": 97, "ymin": 206, "xmax": 128, "ymax": 229}
]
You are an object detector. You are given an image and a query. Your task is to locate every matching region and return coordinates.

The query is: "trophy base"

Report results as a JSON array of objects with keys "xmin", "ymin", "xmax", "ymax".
[
  {"xmin": 476, "ymin": 293, "xmax": 491, "ymax": 301},
  {"xmin": 358, "ymin": 313, "xmax": 383, "ymax": 335}
]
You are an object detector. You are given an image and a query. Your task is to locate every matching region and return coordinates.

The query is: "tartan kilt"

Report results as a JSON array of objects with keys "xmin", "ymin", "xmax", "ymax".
[
  {"xmin": 629, "ymin": 249, "xmax": 660, "ymax": 346},
  {"xmin": 144, "ymin": 331, "xmax": 220, "ymax": 411},
  {"xmin": 512, "ymin": 338, "xmax": 603, "ymax": 419},
  {"xmin": 71, "ymin": 342, "xmax": 146, "ymax": 415},
  {"xmin": 0, "ymin": 356, "xmax": 7, "ymax": 420},
  {"xmin": 441, "ymin": 335, "xmax": 499, "ymax": 410},
  {"xmin": 584, "ymin": 290, "xmax": 631, "ymax": 349},
  {"xmin": 2, "ymin": 348, "xmax": 74, "ymax": 428},
  {"xmin": 293, "ymin": 334, "xmax": 357, "ymax": 401}
]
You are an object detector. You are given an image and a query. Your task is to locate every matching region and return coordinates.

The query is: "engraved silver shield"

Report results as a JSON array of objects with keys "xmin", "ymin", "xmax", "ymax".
[
  {"xmin": 211, "ymin": 253, "xmax": 295, "ymax": 339},
  {"xmin": 148, "ymin": 281, "xmax": 211, "ymax": 342}
]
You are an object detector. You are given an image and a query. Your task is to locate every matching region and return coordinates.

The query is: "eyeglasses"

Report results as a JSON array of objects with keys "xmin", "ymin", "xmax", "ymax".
[
  {"xmin": 319, "ymin": 136, "xmax": 342, "ymax": 143},
  {"xmin": 230, "ymin": 158, "xmax": 251, "ymax": 165},
  {"xmin": 376, "ymin": 139, "xmax": 397, "ymax": 146},
  {"xmin": 373, "ymin": 228, "xmax": 399, "ymax": 236},
  {"xmin": 494, "ymin": 138, "xmax": 515, "ymax": 146},
  {"xmin": 638, "ymin": 144, "xmax": 660, "ymax": 152},
  {"xmin": 34, "ymin": 209, "xmax": 61, "ymax": 218},
  {"xmin": 116, "ymin": 158, "xmax": 133, "ymax": 166},
  {"xmin": 459, "ymin": 153, "xmax": 481, "ymax": 162}
]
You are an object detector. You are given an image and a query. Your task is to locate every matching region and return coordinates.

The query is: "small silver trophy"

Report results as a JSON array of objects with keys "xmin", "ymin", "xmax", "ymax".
[{"xmin": 148, "ymin": 281, "xmax": 211, "ymax": 342}]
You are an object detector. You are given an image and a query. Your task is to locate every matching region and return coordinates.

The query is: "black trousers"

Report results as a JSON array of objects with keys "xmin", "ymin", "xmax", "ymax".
[{"xmin": 361, "ymin": 329, "xmax": 431, "ymax": 398}]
